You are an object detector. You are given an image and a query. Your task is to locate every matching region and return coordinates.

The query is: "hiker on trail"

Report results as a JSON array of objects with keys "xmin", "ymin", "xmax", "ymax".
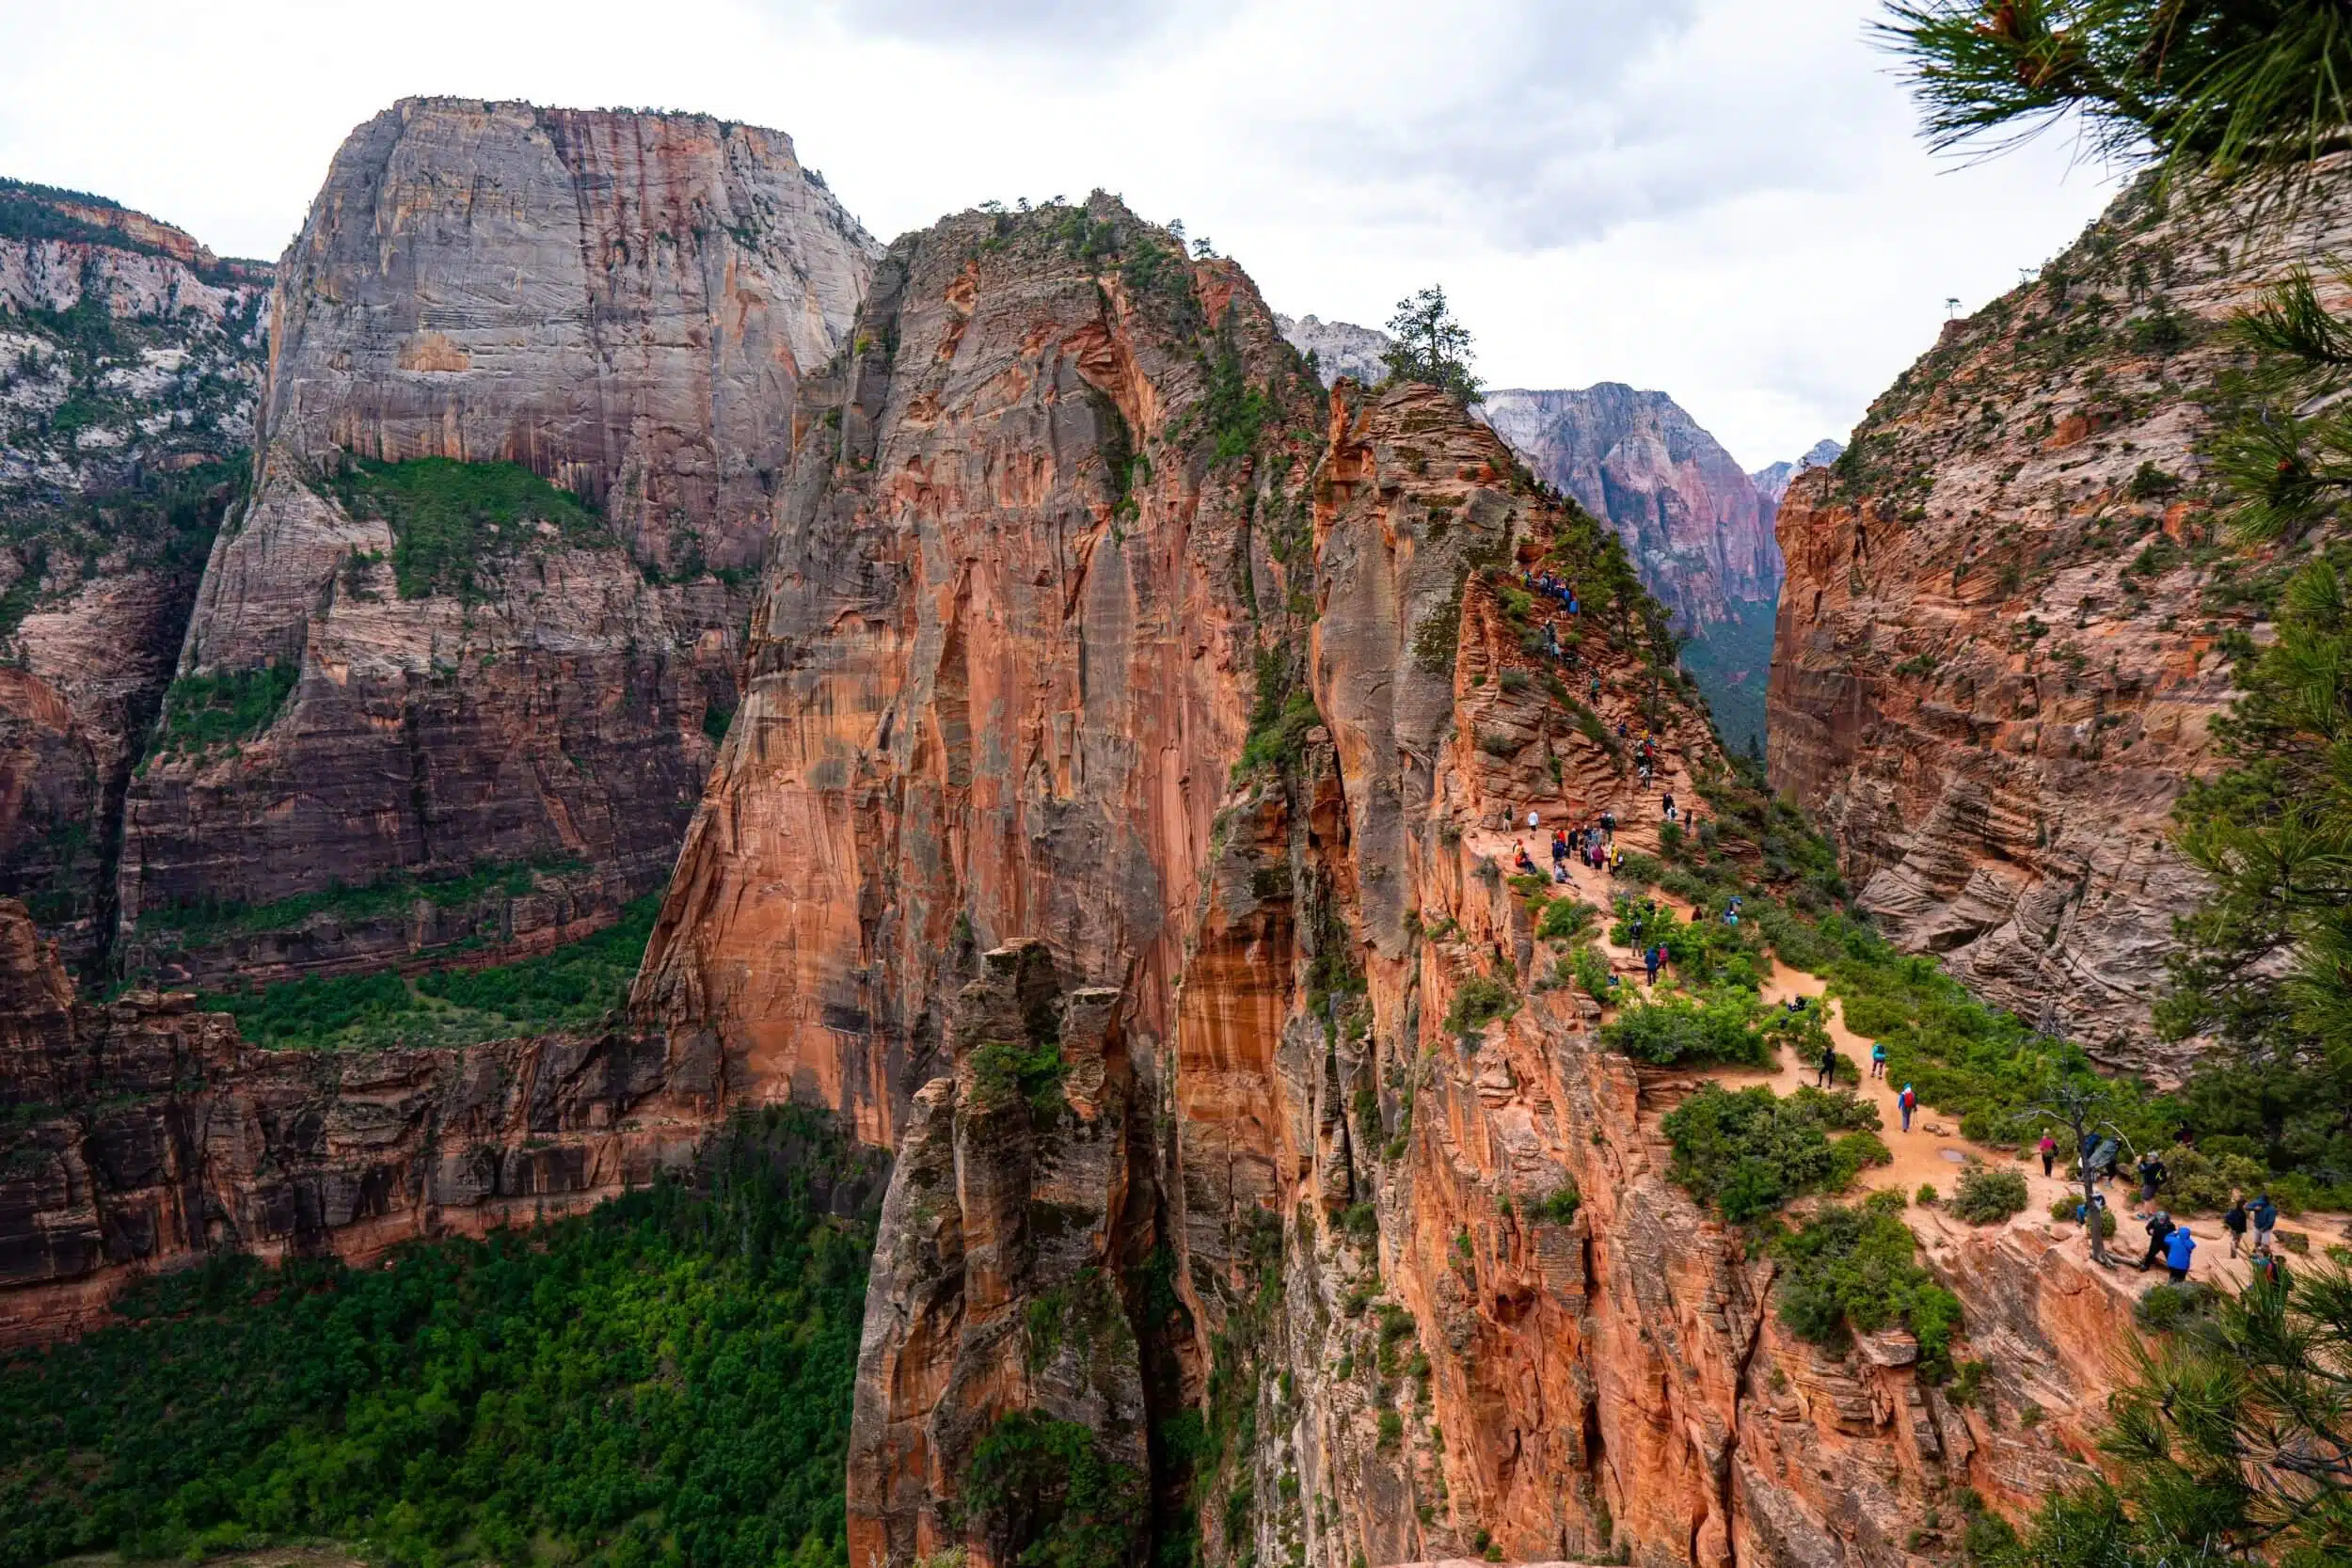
[
  {"xmin": 2224, "ymin": 1194, "xmax": 2249, "ymax": 1258},
  {"xmin": 1817, "ymin": 1043, "xmax": 1838, "ymax": 1088},
  {"xmin": 1545, "ymin": 624, "xmax": 1562, "ymax": 659},
  {"xmin": 1898, "ymin": 1084, "xmax": 1917, "ymax": 1132},
  {"xmin": 1638, "ymin": 762, "xmax": 1652, "ymax": 789},
  {"xmin": 1615, "ymin": 720, "xmax": 1629, "ymax": 739},
  {"xmin": 2252, "ymin": 1244, "xmax": 2287, "ymax": 1291},
  {"xmin": 2163, "ymin": 1223, "xmax": 2195, "ymax": 1282},
  {"xmin": 1610, "ymin": 845, "xmax": 1624, "ymax": 873},
  {"xmin": 1528, "ymin": 809, "xmax": 1542, "ymax": 833},
  {"xmin": 2076, "ymin": 1190, "xmax": 2108, "ymax": 1232},
  {"xmin": 1600, "ymin": 808, "xmax": 1616, "ymax": 838},
  {"xmin": 1514, "ymin": 841, "xmax": 1539, "ymax": 877},
  {"xmin": 1662, "ymin": 792, "xmax": 1677, "ymax": 821},
  {"xmin": 1551, "ymin": 829, "xmax": 1570, "ymax": 875},
  {"xmin": 2137, "ymin": 1150, "xmax": 2169, "ymax": 1203},
  {"xmin": 2137, "ymin": 1209, "xmax": 2175, "ymax": 1273},
  {"xmin": 2038, "ymin": 1132, "xmax": 2058, "ymax": 1178},
  {"xmin": 1785, "ymin": 995, "xmax": 1807, "ymax": 1014},
  {"xmin": 2086, "ymin": 1137, "xmax": 2121, "ymax": 1186},
  {"xmin": 1645, "ymin": 945, "xmax": 1661, "ymax": 985},
  {"xmin": 1871, "ymin": 1041, "xmax": 1888, "ymax": 1079},
  {"xmin": 2250, "ymin": 1192, "xmax": 2279, "ymax": 1252}
]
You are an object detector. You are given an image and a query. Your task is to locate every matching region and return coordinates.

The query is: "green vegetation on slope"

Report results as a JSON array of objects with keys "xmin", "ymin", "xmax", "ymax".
[
  {"xmin": 324, "ymin": 457, "xmax": 611, "ymax": 600},
  {"xmin": 0, "ymin": 1107, "xmax": 882, "ymax": 1568},
  {"xmin": 199, "ymin": 895, "xmax": 658, "ymax": 1050},
  {"xmin": 139, "ymin": 854, "xmax": 590, "ymax": 945}
]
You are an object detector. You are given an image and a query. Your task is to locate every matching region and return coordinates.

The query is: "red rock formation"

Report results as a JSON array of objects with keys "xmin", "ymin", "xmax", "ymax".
[
  {"xmin": 1767, "ymin": 170, "xmax": 2352, "ymax": 1072},
  {"xmin": 116, "ymin": 98, "xmax": 879, "ymax": 981},
  {"xmin": 0, "ymin": 894, "xmax": 721, "ymax": 1348}
]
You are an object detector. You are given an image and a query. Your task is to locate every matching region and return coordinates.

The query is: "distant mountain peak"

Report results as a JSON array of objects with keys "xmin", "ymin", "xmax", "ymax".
[
  {"xmin": 1274, "ymin": 312, "xmax": 1391, "ymax": 388},
  {"xmin": 1750, "ymin": 438, "xmax": 1844, "ymax": 505}
]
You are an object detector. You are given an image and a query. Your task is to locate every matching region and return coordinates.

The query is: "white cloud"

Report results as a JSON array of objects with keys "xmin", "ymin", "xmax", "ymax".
[{"xmin": 0, "ymin": 0, "xmax": 2124, "ymax": 467}]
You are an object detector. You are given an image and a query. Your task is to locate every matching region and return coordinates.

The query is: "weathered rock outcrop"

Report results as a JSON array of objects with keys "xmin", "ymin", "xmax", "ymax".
[
  {"xmin": 622, "ymin": 189, "xmax": 2118, "ymax": 1562},
  {"xmin": 0, "ymin": 182, "xmax": 270, "ymax": 971},
  {"xmin": 0, "ymin": 895, "xmax": 720, "ymax": 1348},
  {"xmin": 115, "ymin": 98, "xmax": 879, "ymax": 983},
  {"xmin": 1767, "ymin": 170, "xmax": 2352, "ymax": 1072}
]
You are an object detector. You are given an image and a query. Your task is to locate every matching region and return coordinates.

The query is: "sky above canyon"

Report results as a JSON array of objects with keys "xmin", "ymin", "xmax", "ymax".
[{"xmin": 1, "ymin": 0, "xmax": 2124, "ymax": 468}]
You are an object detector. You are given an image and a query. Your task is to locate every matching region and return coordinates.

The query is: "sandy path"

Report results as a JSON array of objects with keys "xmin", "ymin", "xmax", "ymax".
[{"xmin": 1461, "ymin": 778, "xmax": 2342, "ymax": 1287}]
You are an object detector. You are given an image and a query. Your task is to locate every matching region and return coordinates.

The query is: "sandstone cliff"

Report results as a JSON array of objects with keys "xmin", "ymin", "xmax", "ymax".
[
  {"xmin": 1481, "ymin": 385, "xmax": 1780, "ymax": 629},
  {"xmin": 114, "ymin": 99, "xmax": 879, "ymax": 987},
  {"xmin": 1279, "ymin": 311, "xmax": 1394, "ymax": 388},
  {"xmin": 0, "ymin": 181, "xmax": 270, "ymax": 973},
  {"xmin": 1751, "ymin": 439, "xmax": 1844, "ymax": 514},
  {"xmin": 1482, "ymin": 385, "xmax": 1785, "ymax": 755},
  {"xmin": 1767, "ymin": 171, "xmax": 2352, "ymax": 1072},
  {"xmin": 0, "ymin": 895, "xmax": 721, "ymax": 1348},
  {"xmin": 615, "ymin": 190, "xmax": 2119, "ymax": 1563}
]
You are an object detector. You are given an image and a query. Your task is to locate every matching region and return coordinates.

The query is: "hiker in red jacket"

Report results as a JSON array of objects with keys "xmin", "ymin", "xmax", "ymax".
[{"xmin": 1898, "ymin": 1084, "xmax": 1917, "ymax": 1132}]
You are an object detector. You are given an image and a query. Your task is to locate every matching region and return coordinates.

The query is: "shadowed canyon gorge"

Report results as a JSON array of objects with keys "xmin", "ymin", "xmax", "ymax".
[{"xmin": 1, "ymin": 81, "xmax": 2347, "ymax": 1568}]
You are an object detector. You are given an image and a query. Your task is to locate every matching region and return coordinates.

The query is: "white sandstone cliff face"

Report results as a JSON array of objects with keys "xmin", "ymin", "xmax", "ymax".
[
  {"xmin": 116, "ymin": 98, "xmax": 881, "ymax": 978},
  {"xmin": 1278, "ymin": 311, "xmax": 1393, "ymax": 388},
  {"xmin": 0, "ymin": 184, "xmax": 271, "ymax": 967}
]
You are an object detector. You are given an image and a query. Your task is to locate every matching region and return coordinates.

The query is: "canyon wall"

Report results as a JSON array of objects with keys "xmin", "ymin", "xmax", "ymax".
[
  {"xmin": 613, "ymin": 194, "xmax": 2123, "ymax": 1563},
  {"xmin": 0, "ymin": 895, "xmax": 721, "ymax": 1349},
  {"xmin": 1767, "ymin": 169, "xmax": 2352, "ymax": 1073},
  {"xmin": 115, "ymin": 97, "xmax": 879, "ymax": 987},
  {"xmin": 0, "ymin": 183, "xmax": 269, "ymax": 972}
]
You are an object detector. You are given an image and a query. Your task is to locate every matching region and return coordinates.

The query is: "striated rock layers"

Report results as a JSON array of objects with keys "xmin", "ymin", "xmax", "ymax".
[
  {"xmin": 633, "ymin": 199, "xmax": 2125, "ymax": 1565},
  {"xmin": 1479, "ymin": 385, "xmax": 1781, "ymax": 630},
  {"xmin": 0, "ymin": 181, "xmax": 271, "ymax": 972},
  {"xmin": 0, "ymin": 895, "xmax": 723, "ymax": 1348},
  {"xmin": 1767, "ymin": 169, "xmax": 2352, "ymax": 1073},
  {"xmin": 114, "ymin": 98, "xmax": 879, "ymax": 984}
]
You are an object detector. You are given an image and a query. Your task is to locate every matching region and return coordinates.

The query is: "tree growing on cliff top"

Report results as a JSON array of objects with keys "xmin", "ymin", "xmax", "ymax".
[
  {"xmin": 1876, "ymin": 0, "xmax": 2352, "ymax": 213},
  {"xmin": 1381, "ymin": 285, "xmax": 1481, "ymax": 404}
]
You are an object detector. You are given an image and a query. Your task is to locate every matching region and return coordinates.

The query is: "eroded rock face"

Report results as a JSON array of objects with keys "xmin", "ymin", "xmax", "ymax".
[
  {"xmin": 0, "ymin": 895, "xmax": 720, "ymax": 1348},
  {"xmin": 634, "ymin": 196, "xmax": 1323, "ymax": 1148},
  {"xmin": 115, "ymin": 98, "xmax": 879, "ymax": 981},
  {"xmin": 847, "ymin": 941, "xmax": 1153, "ymax": 1566},
  {"xmin": 1766, "ymin": 171, "xmax": 2352, "ymax": 1072},
  {"xmin": 1481, "ymin": 385, "xmax": 1780, "ymax": 631},
  {"xmin": 821, "ymin": 321, "xmax": 2132, "ymax": 1565},
  {"xmin": 0, "ymin": 183, "xmax": 270, "ymax": 970}
]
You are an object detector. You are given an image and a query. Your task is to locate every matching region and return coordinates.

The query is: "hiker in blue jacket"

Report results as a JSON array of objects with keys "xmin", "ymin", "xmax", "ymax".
[{"xmin": 2163, "ymin": 1223, "xmax": 2195, "ymax": 1282}]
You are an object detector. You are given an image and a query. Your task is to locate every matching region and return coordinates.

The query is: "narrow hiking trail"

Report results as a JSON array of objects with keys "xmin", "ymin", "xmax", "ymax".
[{"xmin": 1460, "ymin": 770, "xmax": 2346, "ymax": 1296}]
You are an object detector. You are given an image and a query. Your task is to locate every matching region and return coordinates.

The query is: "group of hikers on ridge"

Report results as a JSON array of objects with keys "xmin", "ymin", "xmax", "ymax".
[{"xmin": 2059, "ymin": 1135, "xmax": 2290, "ymax": 1285}]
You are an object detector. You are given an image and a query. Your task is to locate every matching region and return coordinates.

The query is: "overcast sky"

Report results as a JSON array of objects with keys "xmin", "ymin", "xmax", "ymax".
[{"xmin": 0, "ymin": 0, "xmax": 2124, "ymax": 469}]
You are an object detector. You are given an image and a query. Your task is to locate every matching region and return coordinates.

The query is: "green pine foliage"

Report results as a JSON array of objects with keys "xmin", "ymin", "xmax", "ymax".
[
  {"xmin": 200, "ymin": 895, "xmax": 658, "ymax": 1050},
  {"xmin": 151, "ymin": 663, "xmax": 298, "ymax": 758},
  {"xmin": 1380, "ymin": 285, "xmax": 1481, "ymax": 403},
  {"xmin": 1660, "ymin": 1083, "xmax": 1888, "ymax": 1223},
  {"xmin": 1876, "ymin": 0, "xmax": 2352, "ymax": 210},
  {"xmin": 325, "ymin": 457, "xmax": 611, "ymax": 600},
  {"xmin": 1772, "ymin": 1192, "xmax": 1963, "ymax": 1377},
  {"xmin": 955, "ymin": 1412, "xmax": 1147, "ymax": 1568},
  {"xmin": 0, "ymin": 1108, "xmax": 882, "ymax": 1568},
  {"xmin": 139, "ymin": 854, "xmax": 588, "ymax": 945},
  {"xmin": 1599, "ymin": 989, "xmax": 1775, "ymax": 1068}
]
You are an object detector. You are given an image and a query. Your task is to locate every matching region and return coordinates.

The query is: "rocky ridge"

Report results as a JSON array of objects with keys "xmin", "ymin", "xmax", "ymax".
[
  {"xmin": 1767, "ymin": 169, "xmax": 2352, "ymax": 1071},
  {"xmin": 114, "ymin": 98, "xmax": 880, "ymax": 988},
  {"xmin": 626, "ymin": 197, "xmax": 2129, "ymax": 1564},
  {"xmin": 0, "ymin": 181, "xmax": 271, "ymax": 972}
]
